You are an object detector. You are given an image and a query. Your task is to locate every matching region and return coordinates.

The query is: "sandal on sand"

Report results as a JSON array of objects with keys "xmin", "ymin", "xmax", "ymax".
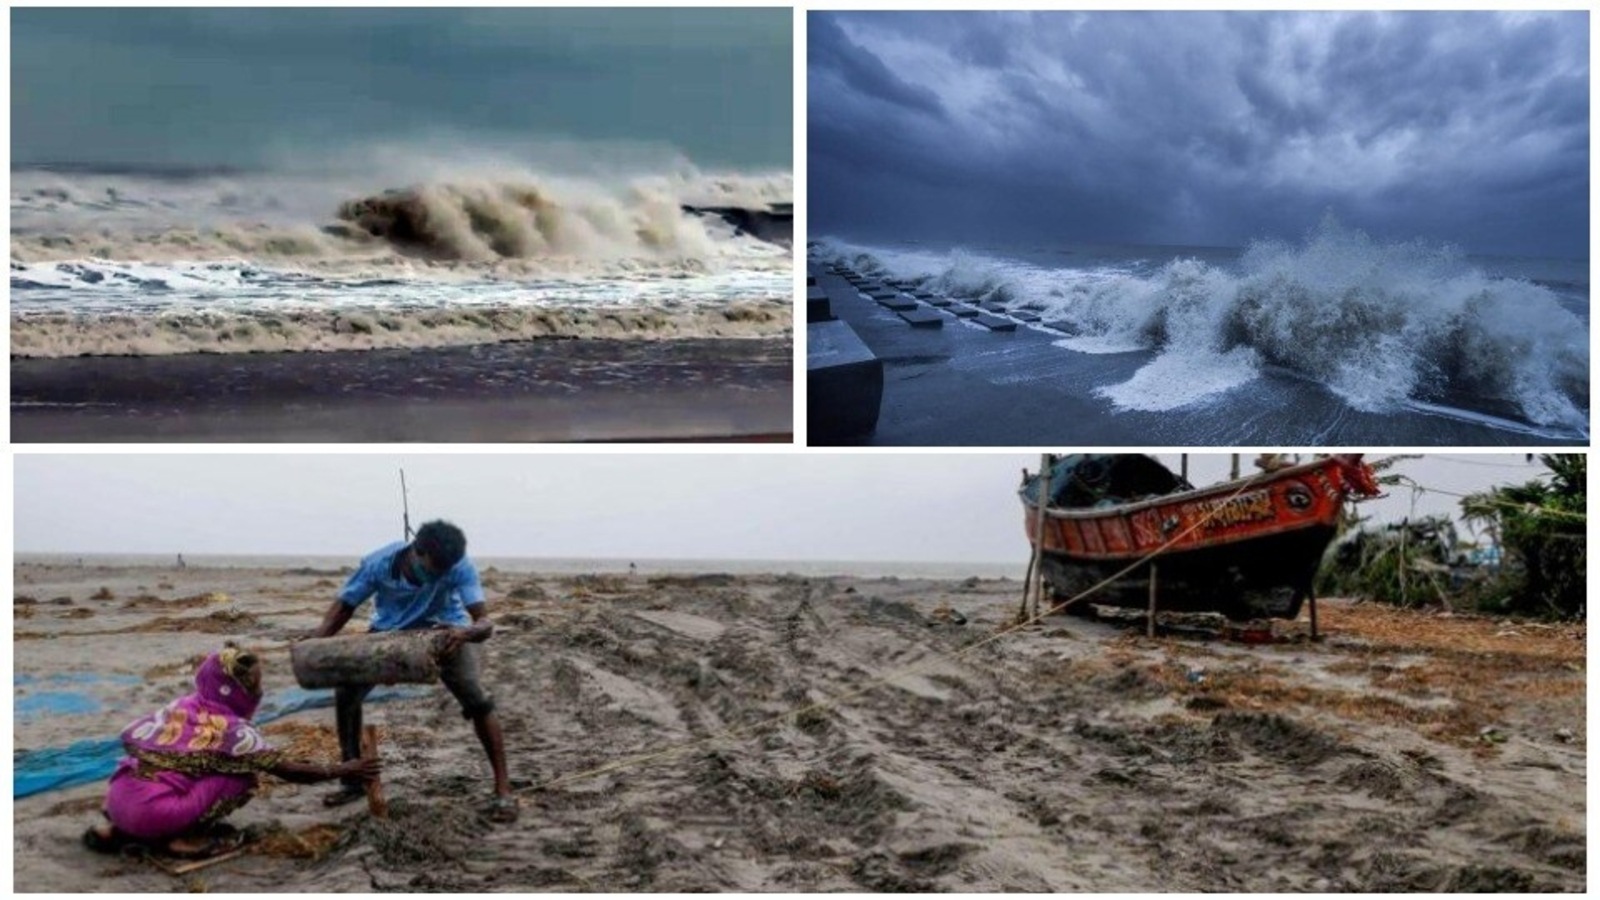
[
  {"xmin": 486, "ymin": 795, "xmax": 520, "ymax": 824},
  {"xmin": 322, "ymin": 785, "xmax": 367, "ymax": 809}
]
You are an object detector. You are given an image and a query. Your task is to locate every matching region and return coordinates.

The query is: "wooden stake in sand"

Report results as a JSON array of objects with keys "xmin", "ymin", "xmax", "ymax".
[
  {"xmin": 1146, "ymin": 564, "xmax": 1159, "ymax": 639},
  {"xmin": 1020, "ymin": 454, "xmax": 1054, "ymax": 623},
  {"xmin": 360, "ymin": 725, "xmax": 388, "ymax": 819}
]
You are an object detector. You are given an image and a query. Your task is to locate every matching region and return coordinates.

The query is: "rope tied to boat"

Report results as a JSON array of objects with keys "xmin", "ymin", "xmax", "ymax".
[
  {"xmin": 527, "ymin": 471, "xmax": 1273, "ymax": 796},
  {"xmin": 1389, "ymin": 475, "xmax": 1586, "ymax": 523}
]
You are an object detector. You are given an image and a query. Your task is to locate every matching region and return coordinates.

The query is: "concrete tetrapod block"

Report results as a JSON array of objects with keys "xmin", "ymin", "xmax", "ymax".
[
  {"xmin": 897, "ymin": 307, "xmax": 945, "ymax": 328},
  {"xmin": 807, "ymin": 320, "xmax": 883, "ymax": 444},
  {"xmin": 974, "ymin": 313, "xmax": 1019, "ymax": 332},
  {"xmin": 807, "ymin": 284, "xmax": 833, "ymax": 322}
]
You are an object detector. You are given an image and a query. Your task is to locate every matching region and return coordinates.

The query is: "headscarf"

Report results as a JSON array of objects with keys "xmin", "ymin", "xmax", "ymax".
[{"xmin": 121, "ymin": 645, "xmax": 282, "ymax": 775}]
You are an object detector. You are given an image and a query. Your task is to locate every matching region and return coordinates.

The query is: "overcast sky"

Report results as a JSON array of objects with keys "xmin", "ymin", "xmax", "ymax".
[
  {"xmin": 809, "ymin": 11, "xmax": 1589, "ymax": 259},
  {"xmin": 12, "ymin": 8, "xmax": 792, "ymax": 171},
  {"xmin": 13, "ymin": 454, "xmax": 1549, "ymax": 562}
]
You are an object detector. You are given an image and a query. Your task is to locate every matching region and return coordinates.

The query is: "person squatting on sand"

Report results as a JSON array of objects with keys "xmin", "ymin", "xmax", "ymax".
[
  {"xmin": 83, "ymin": 644, "xmax": 382, "ymax": 859},
  {"xmin": 311, "ymin": 519, "xmax": 519, "ymax": 823}
]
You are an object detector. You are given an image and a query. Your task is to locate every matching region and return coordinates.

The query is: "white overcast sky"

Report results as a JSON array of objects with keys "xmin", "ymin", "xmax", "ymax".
[{"xmin": 13, "ymin": 453, "xmax": 1548, "ymax": 562}]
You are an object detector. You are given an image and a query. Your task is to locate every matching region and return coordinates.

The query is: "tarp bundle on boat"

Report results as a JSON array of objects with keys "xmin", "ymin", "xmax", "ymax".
[{"xmin": 1022, "ymin": 454, "xmax": 1191, "ymax": 510}]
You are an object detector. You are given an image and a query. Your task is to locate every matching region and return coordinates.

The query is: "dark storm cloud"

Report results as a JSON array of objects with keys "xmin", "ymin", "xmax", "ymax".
[
  {"xmin": 13, "ymin": 8, "xmax": 792, "ymax": 170},
  {"xmin": 809, "ymin": 11, "xmax": 1588, "ymax": 258},
  {"xmin": 809, "ymin": 15, "xmax": 946, "ymax": 120}
]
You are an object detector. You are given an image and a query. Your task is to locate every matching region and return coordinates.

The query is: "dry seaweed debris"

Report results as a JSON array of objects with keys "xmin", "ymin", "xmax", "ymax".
[
  {"xmin": 124, "ymin": 609, "xmax": 264, "ymax": 634},
  {"xmin": 143, "ymin": 654, "xmax": 208, "ymax": 680},
  {"xmin": 1325, "ymin": 601, "xmax": 1585, "ymax": 662},
  {"xmin": 1120, "ymin": 603, "xmax": 1585, "ymax": 748},
  {"xmin": 260, "ymin": 720, "xmax": 355, "ymax": 762},
  {"xmin": 123, "ymin": 592, "xmax": 231, "ymax": 611},
  {"xmin": 252, "ymin": 823, "xmax": 349, "ymax": 861},
  {"xmin": 564, "ymin": 574, "xmax": 632, "ymax": 597}
]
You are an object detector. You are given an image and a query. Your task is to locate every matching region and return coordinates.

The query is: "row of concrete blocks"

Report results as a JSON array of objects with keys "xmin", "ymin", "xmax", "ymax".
[
  {"xmin": 836, "ymin": 271, "xmax": 1042, "ymax": 333},
  {"xmin": 806, "ymin": 264, "xmax": 881, "ymax": 443}
]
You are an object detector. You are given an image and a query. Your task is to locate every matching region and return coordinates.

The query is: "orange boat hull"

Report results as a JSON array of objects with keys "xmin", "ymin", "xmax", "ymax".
[{"xmin": 1021, "ymin": 455, "xmax": 1378, "ymax": 619}]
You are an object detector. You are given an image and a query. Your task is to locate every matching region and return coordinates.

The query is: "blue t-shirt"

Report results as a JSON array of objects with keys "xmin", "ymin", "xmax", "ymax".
[{"xmin": 339, "ymin": 541, "xmax": 484, "ymax": 631}]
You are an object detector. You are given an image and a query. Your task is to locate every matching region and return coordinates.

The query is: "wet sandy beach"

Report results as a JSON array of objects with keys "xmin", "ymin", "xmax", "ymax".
[
  {"xmin": 11, "ymin": 338, "xmax": 791, "ymax": 442},
  {"xmin": 12, "ymin": 562, "xmax": 1586, "ymax": 891}
]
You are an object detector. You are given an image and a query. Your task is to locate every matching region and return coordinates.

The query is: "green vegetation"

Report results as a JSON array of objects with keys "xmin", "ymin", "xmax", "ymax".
[{"xmin": 1317, "ymin": 455, "xmax": 1585, "ymax": 620}]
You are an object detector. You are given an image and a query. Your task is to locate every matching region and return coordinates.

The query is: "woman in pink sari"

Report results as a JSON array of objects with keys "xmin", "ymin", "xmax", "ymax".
[{"xmin": 84, "ymin": 644, "xmax": 379, "ymax": 858}]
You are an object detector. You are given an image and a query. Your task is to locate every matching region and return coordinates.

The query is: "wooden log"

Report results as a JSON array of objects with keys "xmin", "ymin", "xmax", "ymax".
[
  {"xmin": 290, "ymin": 631, "xmax": 445, "ymax": 690},
  {"xmin": 360, "ymin": 725, "xmax": 388, "ymax": 819}
]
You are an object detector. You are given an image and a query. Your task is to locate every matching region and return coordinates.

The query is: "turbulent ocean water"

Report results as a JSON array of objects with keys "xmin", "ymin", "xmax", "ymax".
[
  {"xmin": 11, "ymin": 162, "xmax": 793, "ymax": 357},
  {"xmin": 816, "ymin": 219, "xmax": 1589, "ymax": 441}
]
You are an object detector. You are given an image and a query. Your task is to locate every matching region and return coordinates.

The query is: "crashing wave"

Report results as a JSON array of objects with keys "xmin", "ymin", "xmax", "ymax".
[
  {"xmin": 11, "ymin": 167, "xmax": 792, "ymax": 269},
  {"xmin": 813, "ymin": 219, "xmax": 1589, "ymax": 431}
]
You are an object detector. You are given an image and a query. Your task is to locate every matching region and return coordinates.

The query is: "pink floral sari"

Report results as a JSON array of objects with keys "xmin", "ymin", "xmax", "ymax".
[{"xmin": 105, "ymin": 648, "xmax": 283, "ymax": 841}]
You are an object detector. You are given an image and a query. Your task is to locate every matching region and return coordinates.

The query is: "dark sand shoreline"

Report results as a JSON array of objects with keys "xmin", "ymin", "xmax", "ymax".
[
  {"xmin": 12, "ymin": 337, "xmax": 791, "ymax": 442},
  {"xmin": 810, "ymin": 270, "xmax": 1582, "ymax": 446},
  {"xmin": 13, "ymin": 563, "xmax": 1585, "ymax": 892}
]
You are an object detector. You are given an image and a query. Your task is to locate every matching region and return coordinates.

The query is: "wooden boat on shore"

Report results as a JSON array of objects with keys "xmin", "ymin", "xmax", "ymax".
[{"xmin": 1020, "ymin": 454, "xmax": 1381, "ymax": 621}]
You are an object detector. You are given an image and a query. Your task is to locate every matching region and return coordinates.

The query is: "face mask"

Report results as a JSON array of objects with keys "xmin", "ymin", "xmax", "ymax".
[{"xmin": 409, "ymin": 555, "xmax": 435, "ymax": 584}]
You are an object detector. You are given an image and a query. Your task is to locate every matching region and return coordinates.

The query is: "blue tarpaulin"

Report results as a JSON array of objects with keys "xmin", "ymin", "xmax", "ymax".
[{"xmin": 13, "ymin": 685, "xmax": 429, "ymax": 799}]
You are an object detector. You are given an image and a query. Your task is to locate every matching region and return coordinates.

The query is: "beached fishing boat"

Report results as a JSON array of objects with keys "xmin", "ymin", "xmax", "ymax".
[{"xmin": 1020, "ymin": 454, "xmax": 1381, "ymax": 621}]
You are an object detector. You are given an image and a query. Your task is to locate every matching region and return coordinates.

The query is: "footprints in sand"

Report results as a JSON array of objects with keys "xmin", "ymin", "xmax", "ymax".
[{"xmin": 17, "ymin": 569, "xmax": 1584, "ymax": 891}]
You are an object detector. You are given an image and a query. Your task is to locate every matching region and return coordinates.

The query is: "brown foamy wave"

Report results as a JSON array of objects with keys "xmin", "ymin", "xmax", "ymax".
[
  {"xmin": 11, "ymin": 169, "xmax": 793, "ymax": 268},
  {"xmin": 333, "ymin": 182, "xmax": 729, "ymax": 262},
  {"xmin": 11, "ymin": 302, "xmax": 791, "ymax": 358}
]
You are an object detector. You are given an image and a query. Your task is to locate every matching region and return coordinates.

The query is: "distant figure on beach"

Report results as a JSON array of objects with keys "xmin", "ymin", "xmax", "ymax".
[
  {"xmin": 629, "ymin": 562, "xmax": 638, "ymax": 576},
  {"xmin": 83, "ymin": 644, "xmax": 380, "ymax": 859},
  {"xmin": 310, "ymin": 519, "xmax": 518, "ymax": 822},
  {"xmin": 176, "ymin": 553, "xmax": 186, "ymax": 570}
]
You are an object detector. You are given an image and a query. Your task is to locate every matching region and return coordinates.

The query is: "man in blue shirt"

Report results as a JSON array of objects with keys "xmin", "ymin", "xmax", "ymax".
[{"xmin": 312, "ymin": 520, "xmax": 516, "ymax": 822}]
